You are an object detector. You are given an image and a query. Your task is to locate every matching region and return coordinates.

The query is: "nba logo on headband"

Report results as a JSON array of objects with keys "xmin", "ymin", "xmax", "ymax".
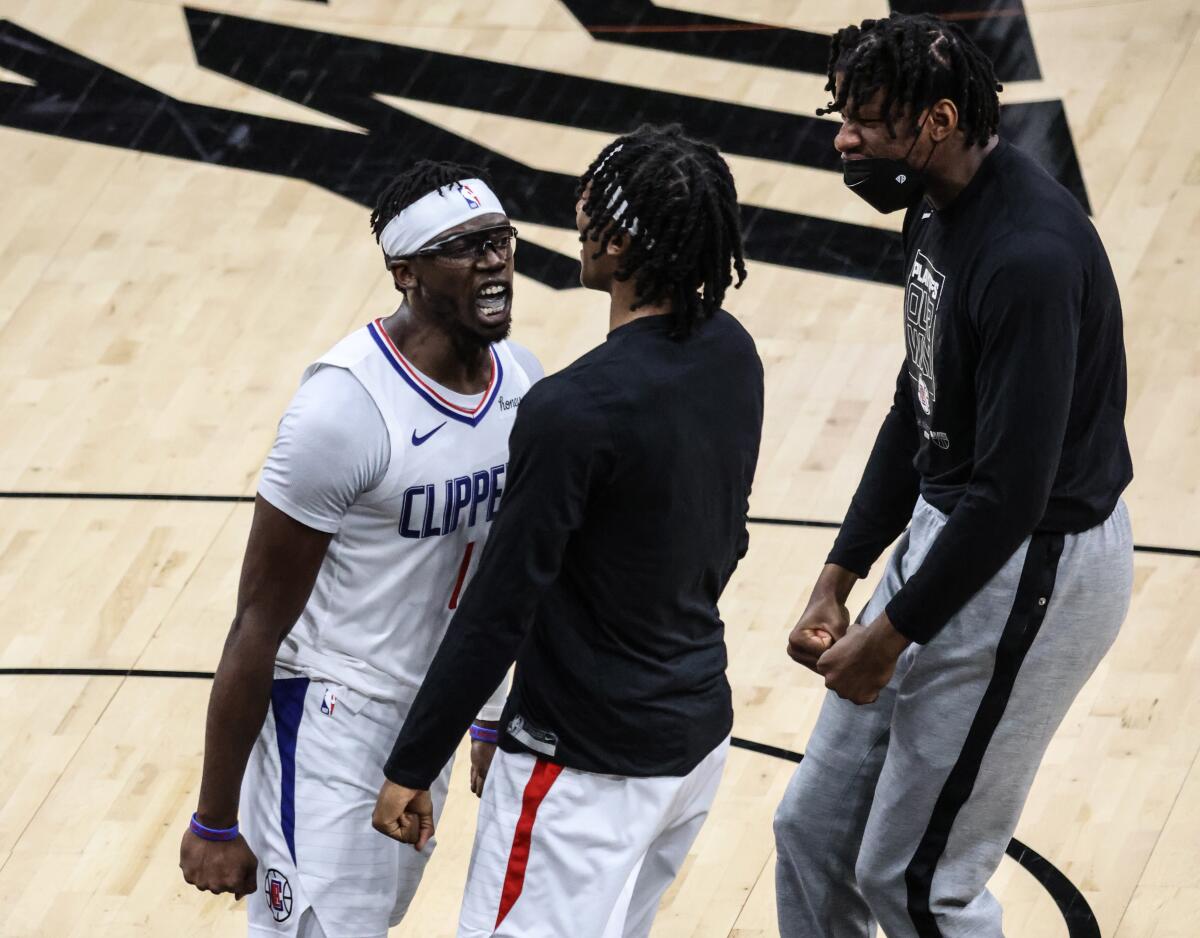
[{"xmin": 378, "ymin": 178, "xmax": 506, "ymax": 257}]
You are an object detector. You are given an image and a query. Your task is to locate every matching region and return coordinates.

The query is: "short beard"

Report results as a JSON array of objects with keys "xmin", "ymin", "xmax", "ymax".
[{"xmin": 445, "ymin": 315, "xmax": 509, "ymax": 362}]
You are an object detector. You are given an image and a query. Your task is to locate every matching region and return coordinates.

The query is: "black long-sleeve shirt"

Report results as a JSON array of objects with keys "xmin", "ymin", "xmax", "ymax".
[
  {"xmin": 828, "ymin": 139, "xmax": 1132, "ymax": 643},
  {"xmin": 385, "ymin": 310, "xmax": 764, "ymax": 787}
]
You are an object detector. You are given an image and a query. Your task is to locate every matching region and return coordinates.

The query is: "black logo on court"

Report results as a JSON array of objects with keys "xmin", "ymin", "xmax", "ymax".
[
  {"xmin": 0, "ymin": 3, "xmax": 1089, "ymax": 291},
  {"xmin": 265, "ymin": 868, "xmax": 293, "ymax": 923}
]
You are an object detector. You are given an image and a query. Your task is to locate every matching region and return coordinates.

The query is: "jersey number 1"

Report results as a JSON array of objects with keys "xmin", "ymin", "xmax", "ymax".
[{"xmin": 448, "ymin": 541, "xmax": 476, "ymax": 610}]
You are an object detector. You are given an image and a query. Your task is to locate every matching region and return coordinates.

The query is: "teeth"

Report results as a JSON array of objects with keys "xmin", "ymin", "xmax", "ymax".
[{"xmin": 478, "ymin": 285, "xmax": 506, "ymax": 297}]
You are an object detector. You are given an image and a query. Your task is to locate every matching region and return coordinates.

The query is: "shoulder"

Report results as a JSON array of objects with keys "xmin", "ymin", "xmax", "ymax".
[
  {"xmin": 981, "ymin": 228, "xmax": 1083, "ymax": 287},
  {"xmin": 287, "ymin": 365, "xmax": 387, "ymax": 450},
  {"xmin": 309, "ymin": 323, "xmax": 380, "ymax": 371},
  {"xmin": 516, "ymin": 364, "xmax": 610, "ymax": 438},
  {"xmin": 700, "ymin": 309, "xmax": 764, "ymax": 379},
  {"xmin": 709, "ymin": 308, "xmax": 759, "ymax": 352},
  {"xmin": 968, "ymin": 229, "xmax": 1087, "ymax": 333},
  {"xmin": 520, "ymin": 367, "xmax": 595, "ymax": 415},
  {"xmin": 498, "ymin": 339, "xmax": 545, "ymax": 383},
  {"xmin": 989, "ymin": 142, "xmax": 1094, "ymax": 240},
  {"xmin": 261, "ymin": 365, "xmax": 389, "ymax": 530}
]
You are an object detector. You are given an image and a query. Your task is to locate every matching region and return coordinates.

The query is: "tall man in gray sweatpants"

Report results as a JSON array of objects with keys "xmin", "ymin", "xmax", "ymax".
[{"xmin": 775, "ymin": 14, "xmax": 1133, "ymax": 938}]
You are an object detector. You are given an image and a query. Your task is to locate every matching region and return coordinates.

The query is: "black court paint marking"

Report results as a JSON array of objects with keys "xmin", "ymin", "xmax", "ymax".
[
  {"xmin": 3, "ymin": 495, "xmax": 1193, "ymax": 558},
  {"xmin": 0, "ymin": 491, "xmax": 254, "ymax": 503},
  {"xmin": 0, "ymin": 3, "xmax": 1091, "ymax": 291},
  {"xmin": 562, "ymin": 0, "xmax": 1042, "ymax": 83},
  {"xmin": 0, "ymin": 666, "xmax": 1099, "ymax": 937}
]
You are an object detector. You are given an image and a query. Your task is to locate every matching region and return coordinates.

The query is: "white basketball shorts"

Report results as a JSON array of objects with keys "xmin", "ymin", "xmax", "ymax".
[
  {"xmin": 240, "ymin": 674, "xmax": 454, "ymax": 938},
  {"xmin": 456, "ymin": 736, "xmax": 730, "ymax": 938}
]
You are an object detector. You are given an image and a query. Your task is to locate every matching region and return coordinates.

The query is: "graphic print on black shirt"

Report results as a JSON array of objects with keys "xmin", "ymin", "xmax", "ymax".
[
  {"xmin": 905, "ymin": 249, "xmax": 947, "ymax": 438},
  {"xmin": 827, "ymin": 139, "xmax": 1132, "ymax": 644}
]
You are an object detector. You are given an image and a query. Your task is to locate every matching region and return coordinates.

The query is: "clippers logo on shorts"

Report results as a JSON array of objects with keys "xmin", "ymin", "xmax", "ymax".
[
  {"xmin": 265, "ymin": 869, "xmax": 293, "ymax": 922},
  {"xmin": 905, "ymin": 250, "xmax": 946, "ymax": 419},
  {"xmin": 399, "ymin": 464, "xmax": 506, "ymax": 539},
  {"xmin": 460, "ymin": 184, "xmax": 482, "ymax": 210}
]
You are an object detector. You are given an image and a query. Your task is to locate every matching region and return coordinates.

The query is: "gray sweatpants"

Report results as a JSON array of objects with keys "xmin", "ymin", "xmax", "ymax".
[{"xmin": 774, "ymin": 497, "xmax": 1132, "ymax": 938}]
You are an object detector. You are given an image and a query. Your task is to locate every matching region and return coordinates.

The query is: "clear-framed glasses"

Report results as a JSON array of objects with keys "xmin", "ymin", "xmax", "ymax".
[{"xmin": 390, "ymin": 225, "xmax": 518, "ymax": 268}]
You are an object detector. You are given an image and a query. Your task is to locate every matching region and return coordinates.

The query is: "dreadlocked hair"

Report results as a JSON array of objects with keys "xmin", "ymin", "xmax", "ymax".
[
  {"xmin": 578, "ymin": 124, "xmax": 747, "ymax": 338},
  {"xmin": 369, "ymin": 159, "xmax": 492, "ymax": 244},
  {"xmin": 817, "ymin": 13, "xmax": 1002, "ymax": 148}
]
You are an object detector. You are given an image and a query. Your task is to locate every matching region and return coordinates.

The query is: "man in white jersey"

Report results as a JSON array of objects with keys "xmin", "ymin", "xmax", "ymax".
[{"xmin": 179, "ymin": 160, "xmax": 542, "ymax": 938}]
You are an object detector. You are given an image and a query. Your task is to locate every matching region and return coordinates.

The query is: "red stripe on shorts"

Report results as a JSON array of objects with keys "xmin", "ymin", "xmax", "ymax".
[{"xmin": 495, "ymin": 758, "xmax": 564, "ymax": 928}]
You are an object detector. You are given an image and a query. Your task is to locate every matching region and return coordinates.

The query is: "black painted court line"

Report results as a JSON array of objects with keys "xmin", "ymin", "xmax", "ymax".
[
  {"xmin": 750, "ymin": 514, "xmax": 1200, "ymax": 559},
  {"xmin": 730, "ymin": 735, "xmax": 803, "ymax": 762},
  {"xmin": 0, "ymin": 491, "xmax": 254, "ymax": 503},
  {"xmin": 747, "ymin": 515, "xmax": 841, "ymax": 530},
  {"xmin": 1126, "ymin": 544, "xmax": 1200, "ymax": 558},
  {"xmin": 1, "ymin": 493, "xmax": 1195, "ymax": 559},
  {"xmin": 0, "ymin": 667, "xmax": 215, "ymax": 679},
  {"xmin": 1005, "ymin": 839, "xmax": 1101, "ymax": 938}
]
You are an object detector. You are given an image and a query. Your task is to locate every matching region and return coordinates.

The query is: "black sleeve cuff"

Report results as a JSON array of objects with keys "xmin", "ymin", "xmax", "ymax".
[
  {"xmin": 884, "ymin": 592, "xmax": 936, "ymax": 645},
  {"xmin": 825, "ymin": 547, "xmax": 871, "ymax": 580},
  {"xmin": 382, "ymin": 758, "xmax": 437, "ymax": 791}
]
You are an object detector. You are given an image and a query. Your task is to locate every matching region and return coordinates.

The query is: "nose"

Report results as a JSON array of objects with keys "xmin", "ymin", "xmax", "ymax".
[
  {"xmin": 833, "ymin": 120, "xmax": 860, "ymax": 156},
  {"xmin": 477, "ymin": 242, "xmax": 506, "ymax": 268}
]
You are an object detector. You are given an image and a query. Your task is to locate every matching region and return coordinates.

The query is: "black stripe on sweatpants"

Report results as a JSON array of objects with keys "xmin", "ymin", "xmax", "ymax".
[{"xmin": 904, "ymin": 531, "xmax": 1066, "ymax": 936}]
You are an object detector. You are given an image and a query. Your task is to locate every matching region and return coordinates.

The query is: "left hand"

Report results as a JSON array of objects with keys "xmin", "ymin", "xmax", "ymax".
[
  {"xmin": 470, "ymin": 740, "xmax": 496, "ymax": 797},
  {"xmin": 372, "ymin": 781, "xmax": 434, "ymax": 850},
  {"xmin": 816, "ymin": 614, "xmax": 911, "ymax": 705}
]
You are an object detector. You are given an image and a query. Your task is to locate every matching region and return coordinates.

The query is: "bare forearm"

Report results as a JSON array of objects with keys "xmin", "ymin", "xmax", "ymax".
[
  {"xmin": 195, "ymin": 621, "xmax": 280, "ymax": 827},
  {"xmin": 811, "ymin": 563, "xmax": 860, "ymax": 607}
]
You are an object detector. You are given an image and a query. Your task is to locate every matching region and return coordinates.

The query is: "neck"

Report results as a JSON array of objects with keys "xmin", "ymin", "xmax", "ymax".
[
  {"xmin": 923, "ymin": 135, "xmax": 999, "ymax": 211},
  {"xmin": 380, "ymin": 301, "xmax": 492, "ymax": 393},
  {"xmin": 607, "ymin": 277, "xmax": 671, "ymax": 333}
]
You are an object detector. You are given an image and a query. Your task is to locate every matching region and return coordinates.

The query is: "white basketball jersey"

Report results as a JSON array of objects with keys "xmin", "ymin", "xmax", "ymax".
[{"xmin": 275, "ymin": 319, "xmax": 535, "ymax": 702}]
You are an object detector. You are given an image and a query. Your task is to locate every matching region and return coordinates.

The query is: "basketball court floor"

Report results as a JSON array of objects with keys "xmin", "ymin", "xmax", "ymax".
[{"xmin": 1, "ymin": 1, "xmax": 1198, "ymax": 935}]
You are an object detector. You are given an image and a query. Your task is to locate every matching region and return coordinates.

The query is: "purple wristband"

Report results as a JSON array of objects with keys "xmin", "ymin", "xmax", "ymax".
[
  {"xmin": 469, "ymin": 723, "xmax": 499, "ymax": 744},
  {"xmin": 189, "ymin": 813, "xmax": 239, "ymax": 842}
]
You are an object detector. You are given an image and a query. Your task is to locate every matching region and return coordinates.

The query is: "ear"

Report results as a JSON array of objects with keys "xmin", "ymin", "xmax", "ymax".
[
  {"xmin": 390, "ymin": 259, "xmax": 418, "ymax": 294},
  {"xmin": 927, "ymin": 98, "xmax": 958, "ymax": 142},
  {"xmin": 605, "ymin": 231, "xmax": 629, "ymax": 258}
]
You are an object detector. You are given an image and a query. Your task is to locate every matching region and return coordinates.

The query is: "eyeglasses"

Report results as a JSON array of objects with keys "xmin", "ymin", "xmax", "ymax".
[{"xmin": 390, "ymin": 225, "xmax": 519, "ymax": 267}]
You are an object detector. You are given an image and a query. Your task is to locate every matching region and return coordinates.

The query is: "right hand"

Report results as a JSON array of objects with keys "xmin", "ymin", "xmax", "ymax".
[
  {"xmin": 180, "ymin": 829, "xmax": 259, "ymax": 899},
  {"xmin": 787, "ymin": 592, "xmax": 851, "ymax": 673},
  {"xmin": 372, "ymin": 781, "xmax": 436, "ymax": 850}
]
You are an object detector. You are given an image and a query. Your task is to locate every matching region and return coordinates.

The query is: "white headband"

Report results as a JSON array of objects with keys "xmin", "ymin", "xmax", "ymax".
[{"xmin": 379, "ymin": 179, "xmax": 507, "ymax": 257}]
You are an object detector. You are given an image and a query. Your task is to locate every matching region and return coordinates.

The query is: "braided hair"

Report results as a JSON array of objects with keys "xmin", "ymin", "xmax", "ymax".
[
  {"xmin": 817, "ymin": 13, "xmax": 1002, "ymax": 147},
  {"xmin": 578, "ymin": 124, "xmax": 747, "ymax": 338},
  {"xmin": 370, "ymin": 159, "xmax": 493, "ymax": 244}
]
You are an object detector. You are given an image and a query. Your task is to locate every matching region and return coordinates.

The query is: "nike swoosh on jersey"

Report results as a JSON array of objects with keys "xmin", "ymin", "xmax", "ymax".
[{"xmin": 412, "ymin": 422, "xmax": 447, "ymax": 446}]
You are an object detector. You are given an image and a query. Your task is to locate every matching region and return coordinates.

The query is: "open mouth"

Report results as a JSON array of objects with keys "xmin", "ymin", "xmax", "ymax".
[{"xmin": 475, "ymin": 282, "xmax": 511, "ymax": 321}]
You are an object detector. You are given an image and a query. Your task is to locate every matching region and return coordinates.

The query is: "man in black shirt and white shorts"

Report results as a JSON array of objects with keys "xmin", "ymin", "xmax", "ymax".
[
  {"xmin": 371, "ymin": 124, "xmax": 764, "ymax": 937},
  {"xmin": 774, "ymin": 14, "xmax": 1134, "ymax": 938}
]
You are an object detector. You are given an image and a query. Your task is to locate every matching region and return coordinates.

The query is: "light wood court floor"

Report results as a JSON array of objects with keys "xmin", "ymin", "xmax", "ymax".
[{"xmin": 1, "ymin": 1, "xmax": 1198, "ymax": 936}]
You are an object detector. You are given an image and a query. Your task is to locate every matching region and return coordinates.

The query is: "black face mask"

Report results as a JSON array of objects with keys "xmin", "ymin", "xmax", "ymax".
[{"xmin": 842, "ymin": 116, "xmax": 938, "ymax": 214}]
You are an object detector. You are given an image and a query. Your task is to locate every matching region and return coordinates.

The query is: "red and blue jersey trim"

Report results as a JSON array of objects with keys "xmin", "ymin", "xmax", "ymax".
[{"xmin": 367, "ymin": 319, "xmax": 503, "ymax": 427}]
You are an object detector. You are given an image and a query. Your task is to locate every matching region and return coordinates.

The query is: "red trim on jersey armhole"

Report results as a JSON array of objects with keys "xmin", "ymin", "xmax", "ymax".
[
  {"xmin": 448, "ymin": 541, "xmax": 476, "ymax": 610},
  {"xmin": 495, "ymin": 758, "xmax": 565, "ymax": 928}
]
